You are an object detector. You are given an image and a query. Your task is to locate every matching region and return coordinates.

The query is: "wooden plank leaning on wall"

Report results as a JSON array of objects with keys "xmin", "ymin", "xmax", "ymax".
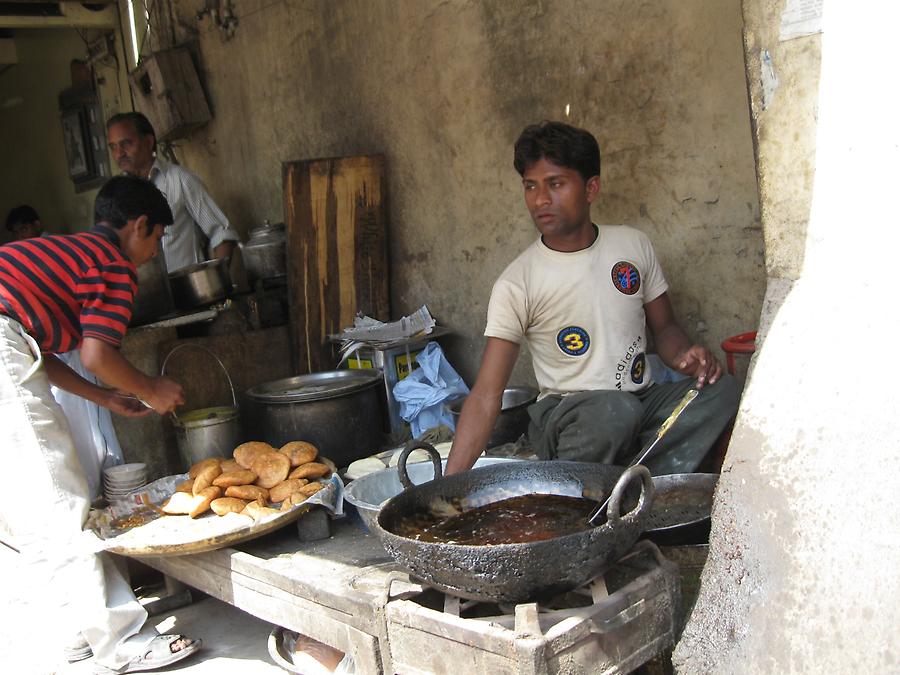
[{"xmin": 283, "ymin": 155, "xmax": 390, "ymax": 375}]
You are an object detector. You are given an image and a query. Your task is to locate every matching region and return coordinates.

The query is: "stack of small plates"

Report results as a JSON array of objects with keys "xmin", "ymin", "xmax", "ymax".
[{"xmin": 103, "ymin": 463, "xmax": 148, "ymax": 502}]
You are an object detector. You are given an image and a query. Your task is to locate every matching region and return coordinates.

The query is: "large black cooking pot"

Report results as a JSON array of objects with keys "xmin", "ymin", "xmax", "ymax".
[
  {"xmin": 245, "ymin": 370, "xmax": 385, "ymax": 468},
  {"xmin": 372, "ymin": 442, "xmax": 654, "ymax": 603}
]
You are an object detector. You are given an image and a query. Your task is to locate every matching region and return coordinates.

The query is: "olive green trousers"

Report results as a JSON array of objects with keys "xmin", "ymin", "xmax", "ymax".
[{"xmin": 527, "ymin": 375, "xmax": 741, "ymax": 475}]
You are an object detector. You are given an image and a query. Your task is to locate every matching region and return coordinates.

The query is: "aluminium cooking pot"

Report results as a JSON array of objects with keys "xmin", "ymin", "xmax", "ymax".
[
  {"xmin": 240, "ymin": 220, "xmax": 286, "ymax": 283},
  {"xmin": 131, "ymin": 241, "xmax": 174, "ymax": 326},
  {"xmin": 372, "ymin": 441, "xmax": 654, "ymax": 603},
  {"xmin": 168, "ymin": 258, "xmax": 232, "ymax": 310}
]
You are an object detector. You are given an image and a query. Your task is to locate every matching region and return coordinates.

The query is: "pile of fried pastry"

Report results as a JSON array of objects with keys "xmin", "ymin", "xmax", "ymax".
[{"xmin": 162, "ymin": 440, "xmax": 332, "ymax": 519}]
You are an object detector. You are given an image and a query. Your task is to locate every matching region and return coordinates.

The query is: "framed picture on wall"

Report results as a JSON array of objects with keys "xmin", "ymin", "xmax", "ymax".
[
  {"xmin": 61, "ymin": 110, "xmax": 89, "ymax": 179},
  {"xmin": 59, "ymin": 82, "xmax": 111, "ymax": 193}
]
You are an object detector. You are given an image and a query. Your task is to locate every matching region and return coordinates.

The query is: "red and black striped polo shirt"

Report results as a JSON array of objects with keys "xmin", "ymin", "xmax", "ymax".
[{"xmin": 0, "ymin": 227, "xmax": 137, "ymax": 354}]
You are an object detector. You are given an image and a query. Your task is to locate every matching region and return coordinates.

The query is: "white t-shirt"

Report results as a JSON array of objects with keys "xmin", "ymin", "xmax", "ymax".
[{"xmin": 485, "ymin": 225, "xmax": 668, "ymax": 397}]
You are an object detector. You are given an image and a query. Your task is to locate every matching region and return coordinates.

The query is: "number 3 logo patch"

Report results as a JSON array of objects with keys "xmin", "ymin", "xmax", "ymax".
[{"xmin": 557, "ymin": 326, "xmax": 590, "ymax": 356}]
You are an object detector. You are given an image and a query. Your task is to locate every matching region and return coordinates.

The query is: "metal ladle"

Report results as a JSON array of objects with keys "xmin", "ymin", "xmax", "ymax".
[{"xmin": 587, "ymin": 388, "xmax": 699, "ymax": 526}]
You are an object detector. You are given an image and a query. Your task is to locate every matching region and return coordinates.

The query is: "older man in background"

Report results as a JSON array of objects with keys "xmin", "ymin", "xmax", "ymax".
[{"xmin": 106, "ymin": 111, "xmax": 239, "ymax": 272}]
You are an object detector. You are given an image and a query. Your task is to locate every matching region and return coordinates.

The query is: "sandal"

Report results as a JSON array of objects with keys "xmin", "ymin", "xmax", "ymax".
[{"xmin": 94, "ymin": 634, "xmax": 201, "ymax": 674}]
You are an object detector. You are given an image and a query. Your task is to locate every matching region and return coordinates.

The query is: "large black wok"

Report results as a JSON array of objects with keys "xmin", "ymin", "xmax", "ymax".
[{"xmin": 372, "ymin": 442, "xmax": 654, "ymax": 603}]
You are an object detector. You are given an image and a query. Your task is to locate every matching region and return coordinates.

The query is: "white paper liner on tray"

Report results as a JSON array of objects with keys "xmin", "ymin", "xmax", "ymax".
[{"xmin": 87, "ymin": 473, "xmax": 344, "ymax": 553}]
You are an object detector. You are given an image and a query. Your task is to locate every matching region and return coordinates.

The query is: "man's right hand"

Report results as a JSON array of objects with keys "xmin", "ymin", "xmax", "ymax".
[
  {"xmin": 142, "ymin": 376, "xmax": 185, "ymax": 414},
  {"xmin": 104, "ymin": 390, "xmax": 155, "ymax": 418}
]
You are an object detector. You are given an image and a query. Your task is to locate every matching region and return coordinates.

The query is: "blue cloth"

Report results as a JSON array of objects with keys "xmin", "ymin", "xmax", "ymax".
[{"xmin": 393, "ymin": 342, "xmax": 469, "ymax": 437}]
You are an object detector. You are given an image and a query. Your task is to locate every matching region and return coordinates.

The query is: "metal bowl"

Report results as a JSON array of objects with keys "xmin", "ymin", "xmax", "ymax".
[
  {"xmin": 447, "ymin": 386, "xmax": 538, "ymax": 448},
  {"xmin": 131, "ymin": 244, "xmax": 173, "ymax": 325},
  {"xmin": 344, "ymin": 456, "xmax": 520, "ymax": 532}
]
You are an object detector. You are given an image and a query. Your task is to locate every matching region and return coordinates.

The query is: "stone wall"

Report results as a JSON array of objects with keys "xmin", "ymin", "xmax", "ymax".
[{"xmin": 156, "ymin": 0, "xmax": 765, "ymax": 382}]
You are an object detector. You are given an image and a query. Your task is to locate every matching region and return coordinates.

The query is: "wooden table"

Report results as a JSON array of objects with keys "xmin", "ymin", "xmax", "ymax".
[
  {"xmin": 134, "ymin": 519, "xmax": 414, "ymax": 674},
  {"xmin": 133, "ymin": 520, "xmax": 681, "ymax": 675}
]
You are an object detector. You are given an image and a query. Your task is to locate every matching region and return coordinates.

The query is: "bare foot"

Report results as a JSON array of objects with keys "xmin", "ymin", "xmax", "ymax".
[{"xmin": 168, "ymin": 636, "xmax": 195, "ymax": 653}]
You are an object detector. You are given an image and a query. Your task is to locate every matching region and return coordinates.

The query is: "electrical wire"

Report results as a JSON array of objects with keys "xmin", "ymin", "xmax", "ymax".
[
  {"xmin": 165, "ymin": 0, "xmax": 177, "ymax": 48},
  {"xmin": 114, "ymin": 0, "xmax": 136, "ymax": 110},
  {"xmin": 194, "ymin": 0, "xmax": 283, "ymax": 37}
]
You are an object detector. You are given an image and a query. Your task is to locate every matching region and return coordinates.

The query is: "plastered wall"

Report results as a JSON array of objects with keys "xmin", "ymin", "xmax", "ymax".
[
  {"xmin": 0, "ymin": 30, "xmax": 95, "ymax": 239},
  {"xmin": 675, "ymin": 2, "xmax": 900, "ymax": 671},
  {"xmin": 0, "ymin": 27, "xmax": 132, "ymax": 242},
  {"xmin": 741, "ymin": 0, "xmax": 820, "ymax": 280},
  {"xmin": 158, "ymin": 0, "xmax": 766, "ymax": 382}
]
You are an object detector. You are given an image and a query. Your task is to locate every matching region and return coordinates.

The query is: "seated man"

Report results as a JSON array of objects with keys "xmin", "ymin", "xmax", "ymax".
[
  {"xmin": 0, "ymin": 175, "xmax": 201, "ymax": 672},
  {"xmin": 4, "ymin": 204, "xmax": 44, "ymax": 241},
  {"xmin": 446, "ymin": 121, "xmax": 741, "ymax": 476}
]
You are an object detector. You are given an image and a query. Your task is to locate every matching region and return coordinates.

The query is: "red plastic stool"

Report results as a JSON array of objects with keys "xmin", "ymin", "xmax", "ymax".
[
  {"xmin": 721, "ymin": 331, "xmax": 757, "ymax": 375},
  {"xmin": 699, "ymin": 331, "xmax": 758, "ymax": 473}
]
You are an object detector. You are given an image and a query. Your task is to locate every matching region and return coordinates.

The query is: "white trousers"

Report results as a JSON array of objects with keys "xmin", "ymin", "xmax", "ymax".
[
  {"xmin": 53, "ymin": 350, "xmax": 125, "ymax": 502},
  {"xmin": 0, "ymin": 315, "xmax": 155, "ymax": 668}
]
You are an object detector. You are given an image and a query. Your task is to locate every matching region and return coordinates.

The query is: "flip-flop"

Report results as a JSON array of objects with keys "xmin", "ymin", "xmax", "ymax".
[{"xmin": 94, "ymin": 634, "xmax": 202, "ymax": 674}]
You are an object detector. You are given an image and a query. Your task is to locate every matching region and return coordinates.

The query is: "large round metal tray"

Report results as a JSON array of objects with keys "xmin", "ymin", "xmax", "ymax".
[{"xmin": 102, "ymin": 480, "xmax": 336, "ymax": 557}]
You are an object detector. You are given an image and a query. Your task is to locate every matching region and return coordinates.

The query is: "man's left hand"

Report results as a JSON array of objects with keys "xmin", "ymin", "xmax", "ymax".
[{"xmin": 674, "ymin": 345, "xmax": 723, "ymax": 389}]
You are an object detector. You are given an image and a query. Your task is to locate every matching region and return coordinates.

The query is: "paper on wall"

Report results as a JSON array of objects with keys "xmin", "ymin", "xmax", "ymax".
[{"xmin": 780, "ymin": 0, "xmax": 823, "ymax": 41}]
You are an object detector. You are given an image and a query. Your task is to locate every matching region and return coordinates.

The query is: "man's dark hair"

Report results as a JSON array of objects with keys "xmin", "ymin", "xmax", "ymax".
[
  {"xmin": 94, "ymin": 175, "xmax": 173, "ymax": 233},
  {"xmin": 513, "ymin": 121, "xmax": 601, "ymax": 182},
  {"xmin": 106, "ymin": 111, "xmax": 157, "ymax": 151},
  {"xmin": 5, "ymin": 205, "xmax": 40, "ymax": 232}
]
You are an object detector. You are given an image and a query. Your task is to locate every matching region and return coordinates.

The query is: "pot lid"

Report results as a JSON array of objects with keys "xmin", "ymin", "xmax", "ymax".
[
  {"xmin": 168, "ymin": 257, "xmax": 229, "ymax": 280},
  {"xmin": 247, "ymin": 369, "xmax": 383, "ymax": 403},
  {"xmin": 247, "ymin": 220, "xmax": 286, "ymax": 242}
]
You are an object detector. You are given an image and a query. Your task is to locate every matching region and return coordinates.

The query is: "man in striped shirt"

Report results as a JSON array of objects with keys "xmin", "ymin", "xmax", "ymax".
[
  {"xmin": 0, "ymin": 176, "xmax": 202, "ymax": 672},
  {"xmin": 106, "ymin": 112, "xmax": 239, "ymax": 272}
]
